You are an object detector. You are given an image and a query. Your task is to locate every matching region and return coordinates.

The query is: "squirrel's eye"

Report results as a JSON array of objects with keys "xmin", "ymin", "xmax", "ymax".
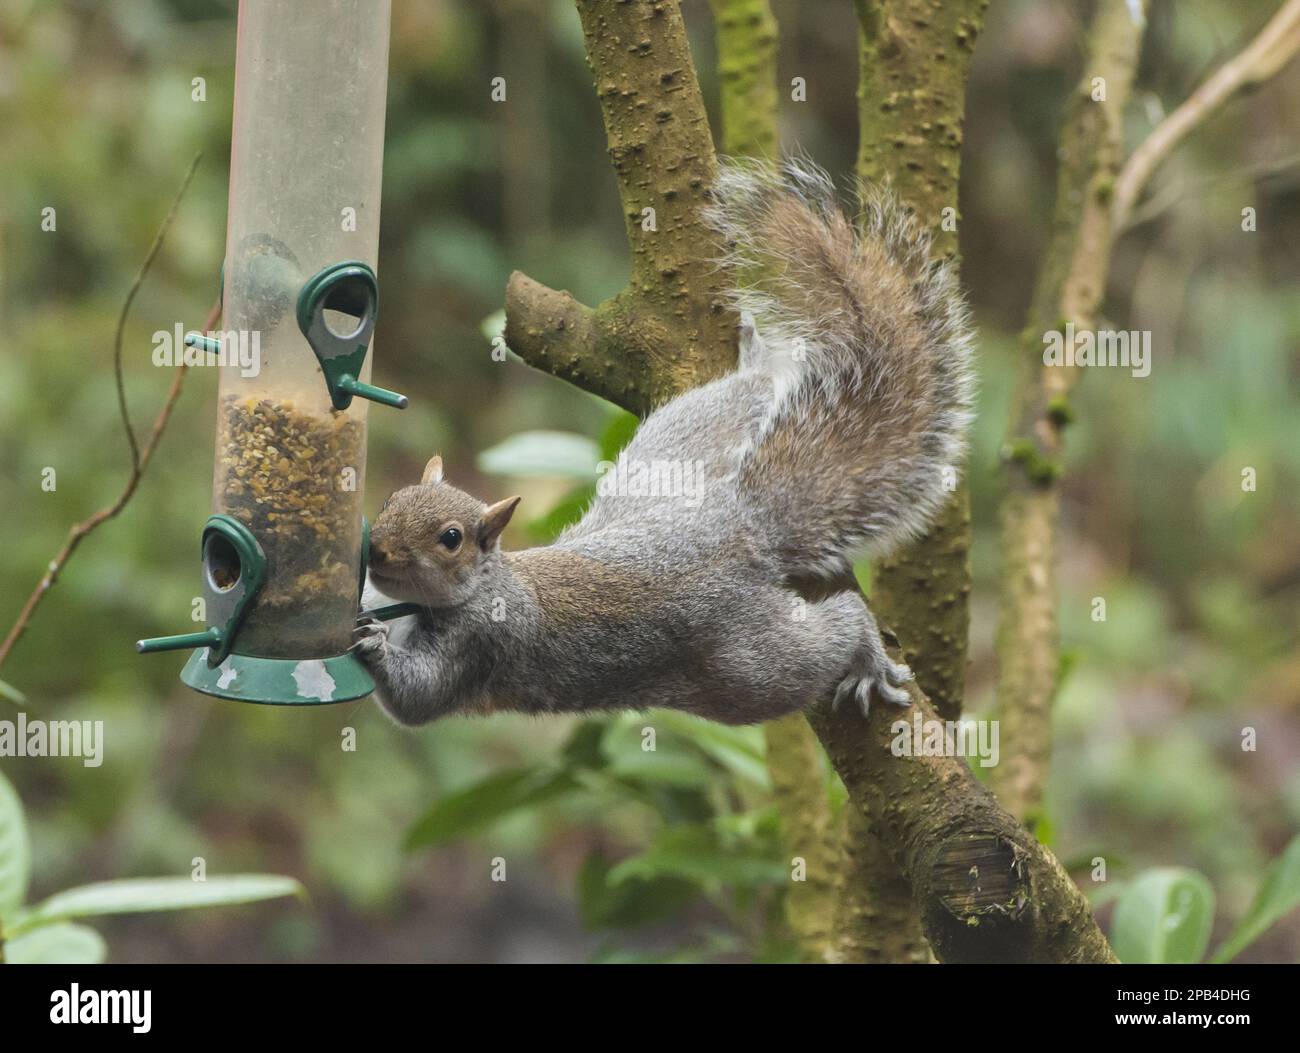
[{"xmin": 438, "ymin": 527, "xmax": 462, "ymax": 551}]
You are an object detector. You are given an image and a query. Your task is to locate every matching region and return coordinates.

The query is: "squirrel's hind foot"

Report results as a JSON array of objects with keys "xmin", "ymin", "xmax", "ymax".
[{"xmin": 833, "ymin": 645, "xmax": 913, "ymax": 717}]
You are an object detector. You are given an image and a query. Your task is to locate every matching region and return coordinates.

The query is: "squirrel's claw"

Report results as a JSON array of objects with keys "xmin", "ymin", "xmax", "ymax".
[
  {"xmin": 832, "ymin": 676, "xmax": 858, "ymax": 712},
  {"xmin": 351, "ymin": 617, "xmax": 390, "ymax": 658},
  {"xmin": 884, "ymin": 662, "xmax": 914, "ymax": 687},
  {"xmin": 835, "ymin": 651, "xmax": 913, "ymax": 718},
  {"xmin": 875, "ymin": 677, "xmax": 913, "ymax": 708},
  {"xmin": 872, "ymin": 654, "xmax": 914, "ymax": 708}
]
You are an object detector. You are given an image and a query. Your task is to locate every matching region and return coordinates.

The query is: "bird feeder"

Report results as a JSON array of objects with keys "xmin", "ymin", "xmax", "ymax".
[{"xmin": 138, "ymin": 0, "xmax": 404, "ymax": 704}]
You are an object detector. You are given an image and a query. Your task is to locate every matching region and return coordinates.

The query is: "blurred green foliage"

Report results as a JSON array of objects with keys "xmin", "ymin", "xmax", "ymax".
[
  {"xmin": 0, "ymin": 768, "xmax": 300, "ymax": 963},
  {"xmin": 1108, "ymin": 834, "xmax": 1300, "ymax": 963},
  {"xmin": 0, "ymin": 0, "xmax": 1297, "ymax": 961}
]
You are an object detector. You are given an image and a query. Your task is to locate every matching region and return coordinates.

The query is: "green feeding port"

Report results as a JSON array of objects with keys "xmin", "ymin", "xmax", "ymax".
[
  {"xmin": 136, "ymin": 510, "xmax": 376, "ymax": 705},
  {"xmin": 135, "ymin": 0, "xmax": 407, "ymax": 705},
  {"xmin": 298, "ymin": 261, "xmax": 408, "ymax": 412}
]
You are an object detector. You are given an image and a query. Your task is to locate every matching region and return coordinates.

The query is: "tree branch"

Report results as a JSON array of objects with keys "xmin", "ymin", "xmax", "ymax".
[
  {"xmin": 1113, "ymin": 0, "xmax": 1300, "ymax": 230},
  {"xmin": 111, "ymin": 153, "xmax": 202, "ymax": 473},
  {"xmin": 827, "ymin": 0, "xmax": 991, "ymax": 963},
  {"xmin": 1120, "ymin": 149, "xmax": 1300, "ymax": 232},
  {"xmin": 702, "ymin": 0, "xmax": 843, "ymax": 964},
  {"xmin": 829, "ymin": 800, "xmax": 931, "ymax": 963},
  {"xmin": 504, "ymin": 0, "xmax": 737, "ymax": 416},
  {"xmin": 854, "ymin": 0, "xmax": 988, "ymax": 720},
  {"xmin": 707, "ymin": 0, "xmax": 779, "ymax": 158},
  {"xmin": 765, "ymin": 712, "xmax": 839, "ymax": 962},
  {"xmin": 993, "ymin": 0, "xmax": 1300, "ymax": 824},
  {"xmin": 0, "ymin": 155, "xmax": 211, "ymax": 670},
  {"xmin": 806, "ymin": 670, "xmax": 1117, "ymax": 963},
  {"xmin": 993, "ymin": 0, "xmax": 1141, "ymax": 822},
  {"xmin": 508, "ymin": 0, "xmax": 1114, "ymax": 964}
]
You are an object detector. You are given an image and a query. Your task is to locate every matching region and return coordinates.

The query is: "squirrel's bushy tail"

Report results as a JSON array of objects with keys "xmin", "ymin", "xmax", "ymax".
[{"xmin": 706, "ymin": 157, "xmax": 975, "ymax": 579}]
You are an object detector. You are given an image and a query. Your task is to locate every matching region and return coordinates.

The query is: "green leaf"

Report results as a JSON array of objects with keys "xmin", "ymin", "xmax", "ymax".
[
  {"xmin": 560, "ymin": 720, "xmax": 610, "ymax": 772},
  {"xmin": 525, "ymin": 484, "xmax": 594, "ymax": 544},
  {"xmin": 477, "ymin": 431, "xmax": 600, "ymax": 481},
  {"xmin": 608, "ymin": 824, "xmax": 787, "ymax": 890},
  {"xmin": 0, "ymin": 767, "xmax": 31, "ymax": 923},
  {"xmin": 0, "ymin": 677, "xmax": 28, "ymax": 707},
  {"xmin": 713, "ymin": 807, "xmax": 781, "ymax": 844},
  {"xmin": 1211, "ymin": 834, "xmax": 1300, "ymax": 963},
  {"xmin": 649, "ymin": 712, "xmax": 770, "ymax": 788},
  {"xmin": 1111, "ymin": 867, "xmax": 1215, "ymax": 964},
  {"xmin": 576, "ymin": 853, "xmax": 698, "ymax": 930},
  {"xmin": 598, "ymin": 411, "xmax": 639, "ymax": 461},
  {"xmin": 602, "ymin": 716, "xmax": 715, "ymax": 789},
  {"xmin": 405, "ymin": 766, "xmax": 578, "ymax": 850},
  {"xmin": 5, "ymin": 922, "xmax": 106, "ymax": 964},
  {"xmin": 606, "ymin": 745, "xmax": 717, "ymax": 789},
  {"xmin": 8, "ymin": 875, "xmax": 303, "ymax": 937}
]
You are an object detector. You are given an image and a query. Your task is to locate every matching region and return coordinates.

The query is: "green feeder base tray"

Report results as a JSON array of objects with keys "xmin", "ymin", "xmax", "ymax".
[{"xmin": 181, "ymin": 648, "xmax": 374, "ymax": 705}]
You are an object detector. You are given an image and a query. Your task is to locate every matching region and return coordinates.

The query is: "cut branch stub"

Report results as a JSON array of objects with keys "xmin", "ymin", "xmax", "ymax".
[
  {"xmin": 930, "ymin": 834, "xmax": 1028, "ymax": 920},
  {"xmin": 807, "ymin": 686, "xmax": 1116, "ymax": 964},
  {"xmin": 506, "ymin": 273, "xmax": 703, "ymax": 417}
]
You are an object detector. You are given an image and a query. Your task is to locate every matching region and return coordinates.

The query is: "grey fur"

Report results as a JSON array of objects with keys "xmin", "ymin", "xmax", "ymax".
[{"xmin": 355, "ymin": 158, "xmax": 974, "ymax": 727}]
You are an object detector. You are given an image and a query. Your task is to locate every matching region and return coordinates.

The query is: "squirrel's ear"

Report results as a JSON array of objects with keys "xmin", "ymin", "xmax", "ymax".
[
  {"xmin": 479, "ymin": 495, "xmax": 521, "ymax": 550},
  {"xmin": 421, "ymin": 455, "xmax": 444, "ymax": 486}
]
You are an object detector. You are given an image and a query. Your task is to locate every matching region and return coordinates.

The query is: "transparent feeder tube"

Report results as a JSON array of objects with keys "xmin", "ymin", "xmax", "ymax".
[{"xmin": 213, "ymin": 0, "xmax": 391, "ymax": 659}]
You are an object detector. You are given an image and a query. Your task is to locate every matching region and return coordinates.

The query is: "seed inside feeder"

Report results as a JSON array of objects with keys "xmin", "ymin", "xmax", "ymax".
[{"xmin": 214, "ymin": 394, "xmax": 364, "ymax": 658}]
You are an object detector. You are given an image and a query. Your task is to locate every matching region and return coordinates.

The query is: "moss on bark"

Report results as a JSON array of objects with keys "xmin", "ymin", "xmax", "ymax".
[
  {"xmin": 765, "ymin": 712, "xmax": 839, "ymax": 962},
  {"xmin": 708, "ymin": 0, "xmax": 779, "ymax": 158},
  {"xmin": 830, "ymin": 802, "xmax": 931, "ymax": 963}
]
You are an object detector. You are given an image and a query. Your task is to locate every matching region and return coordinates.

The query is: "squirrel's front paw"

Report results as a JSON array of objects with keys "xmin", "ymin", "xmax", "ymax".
[
  {"xmin": 833, "ymin": 651, "xmax": 913, "ymax": 717},
  {"xmin": 350, "ymin": 616, "xmax": 390, "ymax": 663}
]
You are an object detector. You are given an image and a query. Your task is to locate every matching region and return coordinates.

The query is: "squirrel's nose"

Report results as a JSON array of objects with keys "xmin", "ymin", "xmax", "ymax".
[{"xmin": 370, "ymin": 544, "xmax": 391, "ymax": 567}]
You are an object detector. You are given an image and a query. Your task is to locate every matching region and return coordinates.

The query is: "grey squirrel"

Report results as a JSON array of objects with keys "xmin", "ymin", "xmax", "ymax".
[{"xmin": 354, "ymin": 158, "xmax": 975, "ymax": 727}]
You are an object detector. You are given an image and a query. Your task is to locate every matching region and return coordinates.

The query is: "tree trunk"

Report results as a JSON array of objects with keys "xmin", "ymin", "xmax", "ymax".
[{"xmin": 504, "ymin": 0, "xmax": 1116, "ymax": 964}]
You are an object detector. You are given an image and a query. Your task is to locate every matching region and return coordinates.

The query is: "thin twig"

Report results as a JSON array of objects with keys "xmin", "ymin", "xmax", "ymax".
[
  {"xmin": 1113, "ymin": 0, "xmax": 1300, "ymax": 229},
  {"xmin": 0, "ymin": 157, "xmax": 213, "ymax": 671},
  {"xmin": 113, "ymin": 152, "xmax": 203, "ymax": 472},
  {"xmin": 1120, "ymin": 149, "xmax": 1300, "ymax": 231}
]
